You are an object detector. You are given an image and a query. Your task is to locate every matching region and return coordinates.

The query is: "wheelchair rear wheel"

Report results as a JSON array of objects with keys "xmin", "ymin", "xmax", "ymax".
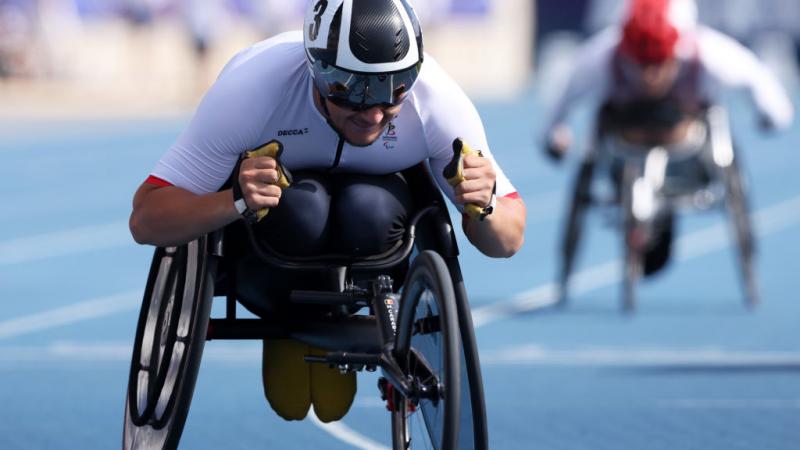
[
  {"xmin": 123, "ymin": 238, "xmax": 216, "ymax": 450},
  {"xmin": 722, "ymin": 158, "xmax": 759, "ymax": 307},
  {"xmin": 393, "ymin": 250, "xmax": 461, "ymax": 450}
]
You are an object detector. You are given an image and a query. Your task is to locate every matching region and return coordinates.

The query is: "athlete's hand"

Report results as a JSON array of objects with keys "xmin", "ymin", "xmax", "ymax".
[
  {"xmin": 544, "ymin": 124, "xmax": 572, "ymax": 162},
  {"xmin": 758, "ymin": 114, "xmax": 777, "ymax": 133},
  {"xmin": 238, "ymin": 155, "xmax": 283, "ymax": 211},
  {"xmin": 454, "ymin": 153, "xmax": 496, "ymax": 210}
]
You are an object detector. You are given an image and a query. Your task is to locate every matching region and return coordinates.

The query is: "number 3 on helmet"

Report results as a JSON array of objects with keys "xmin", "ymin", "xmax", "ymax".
[{"xmin": 303, "ymin": 0, "xmax": 424, "ymax": 110}]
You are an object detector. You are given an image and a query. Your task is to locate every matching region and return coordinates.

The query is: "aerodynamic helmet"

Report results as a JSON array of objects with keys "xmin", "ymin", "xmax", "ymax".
[
  {"xmin": 303, "ymin": 0, "xmax": 424, "ymax": 110},
  {"xmin": 620, "ymin": 0, "xmax": 697, "ymax": 65}
]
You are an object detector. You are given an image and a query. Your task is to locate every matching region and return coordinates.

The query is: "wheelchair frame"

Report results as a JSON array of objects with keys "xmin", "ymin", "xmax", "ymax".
[
  {"xmin": 557, "ymin": 106, "xmax": 758, "ymax": 311},
  {"xmin": 122, "ymin": 163, "xmax": 489, "ymax": 450}
]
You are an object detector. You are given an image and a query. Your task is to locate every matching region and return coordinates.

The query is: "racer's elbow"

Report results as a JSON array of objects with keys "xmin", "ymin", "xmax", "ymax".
[
  {"xmin": 129, "ymin": 210, "xmax": 153, "ymax": 246},
  {"xmin": 467, "ymin": 199, "xmax": 526, "ymax": 258},
  {"xmin": 484, "ymin": 234, "xmax": 524, "ymax": 258},
  {"xmin": 505, "ymin": 234, "xmax": 525, "ymax": 257},
  {"xmin": 129, "ymin": 200, "xmax": 163, "ymax": 246},
  {"xmin": 467, "ymin": 224, "xmax": 525, "ymax": 258}
]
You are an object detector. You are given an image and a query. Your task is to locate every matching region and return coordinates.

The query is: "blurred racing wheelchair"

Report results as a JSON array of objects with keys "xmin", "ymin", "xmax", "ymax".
[
  {"xmin": 122, "ymin": 161, "xmax": 489, "ymax": 450},
  {"xmin": 557, "ymin": 103, "xmax": 757, "ymax": 311}
]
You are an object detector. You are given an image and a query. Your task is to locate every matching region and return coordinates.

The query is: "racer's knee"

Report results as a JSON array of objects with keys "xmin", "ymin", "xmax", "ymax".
[
  {"xmin": 333, "ymin": 173, "xmax": 412, "ymax": 255},
  {"xmin": 256, "ymin": 172, "xmax": 331, "ymax": 256}
]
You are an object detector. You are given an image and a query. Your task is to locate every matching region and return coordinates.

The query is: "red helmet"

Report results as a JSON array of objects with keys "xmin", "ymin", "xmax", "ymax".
[{"xmin": 620, "ymin": 0, "xmax": 680, "ymax": 65}]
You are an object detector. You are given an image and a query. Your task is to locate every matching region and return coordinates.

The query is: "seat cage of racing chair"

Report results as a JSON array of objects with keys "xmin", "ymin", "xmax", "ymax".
[
  {"xmin": 204, "ymin": 161, "xmax": 460, "ymax": 360},
  {"xmin": 591, "ymin": 106, "xmax": 730, "ymax": 213}
]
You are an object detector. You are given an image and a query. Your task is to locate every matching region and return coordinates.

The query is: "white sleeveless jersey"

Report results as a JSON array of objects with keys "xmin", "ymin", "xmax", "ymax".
[{"xmin": 150, "ymin": 31, "xmax": 517, "ymax": 211}]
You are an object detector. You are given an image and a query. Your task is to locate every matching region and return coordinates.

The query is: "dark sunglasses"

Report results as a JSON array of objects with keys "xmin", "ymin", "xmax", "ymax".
[
  {"xmin": 311, "ymin": 59, "xmax": 421, "ymax": 111},
  {"xmin": 325, "ymin": 96, "xmax": 400, "ymax": 111}
]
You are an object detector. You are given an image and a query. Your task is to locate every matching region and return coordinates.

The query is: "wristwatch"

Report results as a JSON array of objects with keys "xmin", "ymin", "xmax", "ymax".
[
  {"xmin": 232, "ymin": 173, "xmax": 259, "ymax": 224},
  {"xmin": 234, "ymin": 197, "xmax": 259, "ymax": 224},
  {"xmin": 480, "ymin": 190, "xmax": 497, "ymax": 220},
  {"xmin": 478, "ymin": 182, "xmax": 497, "ymax": 221}
]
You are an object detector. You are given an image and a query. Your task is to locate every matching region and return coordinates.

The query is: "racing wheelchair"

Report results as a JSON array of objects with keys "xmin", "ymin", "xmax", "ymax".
[
  {"xmin": 122, "ymin": 162, "xmax": 489, "ymax": 450},
  {"xmin": 556, "ymin": 105, "xmax": 757, "ymax": 311}
]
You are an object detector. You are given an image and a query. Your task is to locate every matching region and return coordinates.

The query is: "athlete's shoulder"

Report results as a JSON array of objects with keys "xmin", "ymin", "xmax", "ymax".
[
  {"xmin": 416, "ymin": 53, "xmax": 452, "ymax": 87},
  {"xmin": 694, "ymin": 25, "xmax": 752, "ymax": 60},
  {"xmin": 693, "ymin": 25, "xmax": 760, "ymax": 74},
  {"xmin": 199, "ymin": 30, "xmax": 307, "ymax": 110},
  {"xmin": 581, "ymin": 27, "xmax": 622, "ymax": 55},
  {"xmin": 412, "ymin": 53, "xmax": 470, "ymax": 105},
  {"xmin": 218, "ymin": 31, "xmax": 306, "ymax": 81}
]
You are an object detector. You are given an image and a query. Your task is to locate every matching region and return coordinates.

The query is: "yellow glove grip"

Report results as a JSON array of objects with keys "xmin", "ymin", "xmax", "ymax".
[
  {"xmin": 443, "ymin": 138, "xmax": 487, "ymax": 221},
  {"xmin": 243, "ymin": 140, "xmax": 292, "ymax": 221}
]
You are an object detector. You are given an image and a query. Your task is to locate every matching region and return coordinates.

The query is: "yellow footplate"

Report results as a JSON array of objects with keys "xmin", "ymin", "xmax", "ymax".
[
  {"xmin": 261, "ymin": 340, "xmax": 356, "ymax": 422},
  {"xmin": 262, "ymin": 339, "xmax": 311, "ymax": 421},
  {"xmin": 309, "ymin": 347, "xmax": 357, "ymax": 423}
]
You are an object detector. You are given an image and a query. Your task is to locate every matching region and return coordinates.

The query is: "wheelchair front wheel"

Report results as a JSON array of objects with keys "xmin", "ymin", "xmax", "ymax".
[
  {"xmin": 393, "ymin": 250, "xmax": 461, "ymax": 450},
  {"xmin": 621, "ymin": 163, "xmax": 643, "ymax": 312},
  {"xmin": 558, "ymin": 158, "xmax": 595, "ymax": 306},
  {"xmin": 123, "ymin": 238, "xmax": 216, "ymax": 450}
]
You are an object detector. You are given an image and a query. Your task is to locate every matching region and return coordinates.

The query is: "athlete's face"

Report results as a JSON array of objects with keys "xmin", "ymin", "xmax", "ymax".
[
  {"xmin": 620, "ymin": 56, "xmax": 679, "ymax": 98},
  {"xmin": 314, "ymin": 88, "xmax": 404, "ymax": 147}
]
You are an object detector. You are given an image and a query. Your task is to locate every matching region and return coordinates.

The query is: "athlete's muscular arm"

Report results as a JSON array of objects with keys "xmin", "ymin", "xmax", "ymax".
[
  {"xmin": 463, "ymin": 196, "xmax": 526, "ymax": 258},
  {"xmin": 130, "ymin": 184, "xmax": 239, "ymax": 247},
  {"xmin": 130, "ymin": 156, "xmax": 282, "ymax": 246},
  {"xmin": 542, "ymin": 28, "xmax": 617, "ymax": 158},
  {"xmin": 698, "ymin": 27, "xmax": 794, "ymax": 130},
  {"xmin": 456, "ymin": 154, "xmax": 526, "ymax": 258}
]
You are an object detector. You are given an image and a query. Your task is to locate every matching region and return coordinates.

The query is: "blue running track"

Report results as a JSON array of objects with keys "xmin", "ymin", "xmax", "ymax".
[{"xmin": 0, "ymin": 88, "xmax": 798, "ymax": 449}]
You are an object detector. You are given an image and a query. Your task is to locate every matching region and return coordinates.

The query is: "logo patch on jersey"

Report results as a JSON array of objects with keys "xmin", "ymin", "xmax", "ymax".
[
  {"xmin": 382, "ymin": 122, "xmax": 397, "ymax": 150},
  {"xmin": 277, "ymin": 128, "xmax": 309, "ymax": 137}
]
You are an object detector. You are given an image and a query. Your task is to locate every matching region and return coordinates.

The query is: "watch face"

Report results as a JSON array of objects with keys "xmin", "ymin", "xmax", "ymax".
[
  {"xmin": 241, "ymin": 207, "xmax": 259, "ymax": 224},
  {"xmin": 479, "ymin": 194, "xmax": 496, "ymax": 221}
]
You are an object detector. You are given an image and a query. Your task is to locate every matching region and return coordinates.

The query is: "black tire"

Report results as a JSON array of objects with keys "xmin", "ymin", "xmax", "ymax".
[
  {"xmin": 621, "ymin": 163, "xmax": 643, "ymax": 312},
  {"xmin": 558, "ymin": 159, "xmax": 595, "ymax": 306},
  {"xmin": 723, "ymin": 158, "xmax": 759, "ymax": 307},
  {"xmin": 447, "ymin": 260, "xmax": 489, "ymax": 450},
  {"xmin": 393, "ymin": 251, "xmax": 461, "ymax": 450},
  {"xmin": 123, "ymin": 238, "xmax": 216, "ymax": 450}
]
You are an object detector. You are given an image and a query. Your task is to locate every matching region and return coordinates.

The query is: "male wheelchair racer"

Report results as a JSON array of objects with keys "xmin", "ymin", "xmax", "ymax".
[
  {"xmin": 122, "ymin": 159, "xmax": 489, "ymax": 450},
  {"xmin": 556, "ymin": 104, "xmax": 757, "ymax": 311}
]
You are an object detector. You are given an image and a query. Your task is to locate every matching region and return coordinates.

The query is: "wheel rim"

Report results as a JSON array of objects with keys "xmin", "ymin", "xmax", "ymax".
[
  {"xmin": 724, "ymin": 164, "xmax": 759, "ymax": 306},
  {"xmin": 393, "ymin": 252, "xmax": 459, "ymax": 450},
  {"xmin": 408, "ymin": 288, "xmax": 446, "ymax": 448},
  {"xmin": 125, "ymin": 239, "xmax": 211, "ymax": 450}
]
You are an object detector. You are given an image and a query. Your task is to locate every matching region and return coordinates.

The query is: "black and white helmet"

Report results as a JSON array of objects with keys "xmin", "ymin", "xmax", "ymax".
[{"xmin": 303, "ymin": 0, "xmax": 424, "ymax": 110}]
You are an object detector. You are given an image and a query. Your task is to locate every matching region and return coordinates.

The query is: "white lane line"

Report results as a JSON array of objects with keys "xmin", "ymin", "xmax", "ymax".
[
  {"xmin": 0, "ymin": 341, "xmax": 264, "ymax": 362},
  {"xmin": 472, "ymin": 194, "xmax": 800, "ymax": 328},
  {"xmin": 3, "ymin": 341, "xmax": 799, "ymax": 370},
  {"xmin": 657, "ymin": 398, "xmax": 800, "ymax": 409},
  {"xmin": 480, "ymin": 344, "xmax": 800, "ymax": 367},
  {"xmin": 0, "ymin": 221, "xmax": 133, "ymax": 265},
  {"xmin": 309, "ymin": 413, "xmax": 391, "ymax": 450},
  {"xmin": 0, "ymin": 291, "xmax": 141, "ymax": 340}
]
